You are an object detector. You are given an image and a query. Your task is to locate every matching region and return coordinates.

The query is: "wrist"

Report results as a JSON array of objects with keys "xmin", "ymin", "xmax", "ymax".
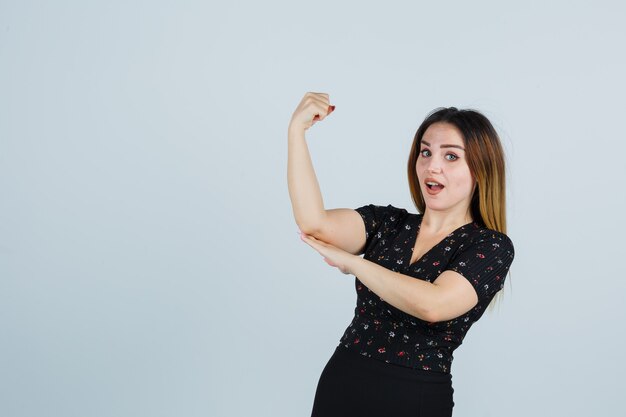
[
  {"xmin": 347, "ymin": 254, "xmax": 362, "ymax": 276},
  {"xmin": 288, "ymin": 122, "xmax": 306, "ymax": 136}
]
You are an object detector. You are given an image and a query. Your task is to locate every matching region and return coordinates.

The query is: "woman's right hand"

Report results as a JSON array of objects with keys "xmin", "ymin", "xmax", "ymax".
[{"xmin": 288, "ymin": 92, "xmax": 336, "ymax": 132}]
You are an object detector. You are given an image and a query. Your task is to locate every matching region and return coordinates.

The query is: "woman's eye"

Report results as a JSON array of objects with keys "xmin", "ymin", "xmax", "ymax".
[
  {"xmin": 446, "ymin": 154, "xmax": 458, "ymax": 161},
  {"xmin": 420, "ymin": 149, "xmax": 430, "ymax": 157}
]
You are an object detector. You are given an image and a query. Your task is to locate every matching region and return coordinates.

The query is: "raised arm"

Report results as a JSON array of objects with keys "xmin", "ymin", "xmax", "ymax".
[{"xmin": 287, "ymin": 92, "xmax": 366, "ymax": 255}]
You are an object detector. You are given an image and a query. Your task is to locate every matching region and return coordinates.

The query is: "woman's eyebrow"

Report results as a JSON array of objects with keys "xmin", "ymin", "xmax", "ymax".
[{"xmin": 421, "ymin": 140, "xmax": 465, "ymax": 151}]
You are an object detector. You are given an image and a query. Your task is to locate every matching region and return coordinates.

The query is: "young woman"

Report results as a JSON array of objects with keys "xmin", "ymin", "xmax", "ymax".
[{"xmin": 288, "ymin": 92, "xmax": 515, "ymax": 417}]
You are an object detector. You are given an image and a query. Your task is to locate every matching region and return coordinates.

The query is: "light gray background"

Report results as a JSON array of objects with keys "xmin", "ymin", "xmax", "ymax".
[{"xmin": 1, "ymin": 1, "xmax": 625, "ymax": 416}]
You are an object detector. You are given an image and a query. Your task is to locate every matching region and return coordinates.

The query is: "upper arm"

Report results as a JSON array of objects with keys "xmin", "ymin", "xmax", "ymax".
[
  {"xmin": 430, "ymin": 232, "xmax": 515, "ymax": 321},
  {"xmin": 430, "ymin": 271, "xmax": 479, "ymax": 321},
  {"xmin": 307, "ymin": 208, "xmax": 368, "ymax": 256},
  {"xmin": 304, "ymin": 203, "xmax": 397, "ymax": 256}
]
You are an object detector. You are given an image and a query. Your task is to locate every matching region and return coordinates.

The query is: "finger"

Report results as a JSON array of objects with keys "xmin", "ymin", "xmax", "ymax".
[
  {"xmin": 306, "ymin": 235, "xmax": 325, "ymax": 246},
  {"xmin": 324, "ymin": 258, "xmax": 337, "ymax": 267},
  {"xmin": 308, "ymin": 93, "xmax": 330, "ymax": 106},
  {"xmin": 313, "ymin": 92, "xmax": 330, "ymax": 102},
  {"xmin": 311, "ymin": 102, "xmax": 334, "ymax": 123},
  {"xmin": 306, "ymin": 96, "xmax": 329, "ymax": 112},
  {"xmin": 300, "ymin": 234, "xmax": 317, "ymax": 247},
  {"xmin": 318, "ymin": 104, "xmax": 335, "ymax": 121},
  {"xmin": 304, "ymin": 237, "xmax": 319, "ymax": 248},
  {"xmin": 305, "ymin": 96, "xmax": 329, "ymax": 125}
]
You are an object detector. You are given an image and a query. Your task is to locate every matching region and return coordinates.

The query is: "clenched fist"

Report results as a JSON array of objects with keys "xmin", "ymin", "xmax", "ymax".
[{"xmin": 288, "ymin": 92, "xmax": 336, "ymax": 132}]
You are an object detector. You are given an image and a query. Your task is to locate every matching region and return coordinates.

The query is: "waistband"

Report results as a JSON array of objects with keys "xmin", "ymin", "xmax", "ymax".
[{"xmin": 333, "ymin": 345, "xmax": 452, "ymax": 384}]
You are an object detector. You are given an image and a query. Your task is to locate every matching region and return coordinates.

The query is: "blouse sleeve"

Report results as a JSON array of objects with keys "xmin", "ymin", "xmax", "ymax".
[
  {"xmin": 354, "ymin": 204, "xmax": 397, "ymax": 254},
  {"xmin": 445, "ymin": 231, "xmax": 515, "ymax": 301}
]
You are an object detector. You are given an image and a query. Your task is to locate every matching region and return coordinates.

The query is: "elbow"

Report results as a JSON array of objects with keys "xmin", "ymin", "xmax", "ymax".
[
  {"xmin": 296, "ymin": 214, "xmax": 327, "ymax": 236},
  {"xmin": 411, "ymin": 292, "xmax": 439, "ymax": 323},
  {"xmin": 420, "ymin": 308, "xmax": 439, "ymax": 323},
  {"xmin": 297, "ymin": 221, "xmax": 321, "ymax": 236},
  {"xmin": 411, "ymin": 302, "xmax": 437, "ymax": 323}
]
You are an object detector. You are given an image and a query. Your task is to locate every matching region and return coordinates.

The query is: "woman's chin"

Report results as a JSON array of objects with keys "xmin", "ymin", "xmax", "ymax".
[{"xmin": 424, "ymin": 200, "xmax": 451, "ymax": 211}]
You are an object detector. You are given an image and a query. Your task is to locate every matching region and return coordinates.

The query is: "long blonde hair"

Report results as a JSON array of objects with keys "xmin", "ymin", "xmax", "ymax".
[{"xmin": 406, "ymin": 107, "xmax": 511, "ymax": 311}]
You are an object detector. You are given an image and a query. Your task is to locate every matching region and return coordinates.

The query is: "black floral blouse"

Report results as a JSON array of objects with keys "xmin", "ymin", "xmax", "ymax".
[{"xmin": 337, "ymin": 204, "xmax": 515, "ymax": 374}]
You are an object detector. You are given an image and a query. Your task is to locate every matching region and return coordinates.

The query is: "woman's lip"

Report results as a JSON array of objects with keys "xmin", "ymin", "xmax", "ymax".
[
  {"xmin": 425, "ymin": 184, "xmax": 444, "ymax": 195},
  {"xmin": 424, "ymin": 177, "xmax": 445, "ymax": 187}
]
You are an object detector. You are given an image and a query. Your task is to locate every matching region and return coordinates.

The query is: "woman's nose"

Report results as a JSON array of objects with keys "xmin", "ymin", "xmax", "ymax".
[{"xmin": 427, "ymin": 159, "xmax": 442, "ymax": 173}]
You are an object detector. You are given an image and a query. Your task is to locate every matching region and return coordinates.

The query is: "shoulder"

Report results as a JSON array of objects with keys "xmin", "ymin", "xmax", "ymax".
[
  {"xmin": 384, "ymin": 204, "xmax": 410, "ymax": 219},
  {"xmin": 354, "ymin": 204, "xmax": 412, "ymax": 235},
  {"xmin": 355, "ymin": 203, "xmax": 410, "ymax": 220},
  {"xmin": 464, "ymin": 225, "xmax": 515, "ymax": 255}
]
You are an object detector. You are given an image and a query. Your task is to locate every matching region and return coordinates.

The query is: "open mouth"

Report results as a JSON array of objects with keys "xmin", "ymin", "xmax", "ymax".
[{"xmin": 425, "ymin": 181, "xmax": 445, "ymax": 191}]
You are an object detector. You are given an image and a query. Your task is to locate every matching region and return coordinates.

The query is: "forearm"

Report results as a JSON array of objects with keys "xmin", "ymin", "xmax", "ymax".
[
  {"xmin": 287, "ymin": 126, "xmax": 326, "ymax": 232},
  {"xmin": 347, "ymin": 256, "xmax": 438, "ymax": 322}
]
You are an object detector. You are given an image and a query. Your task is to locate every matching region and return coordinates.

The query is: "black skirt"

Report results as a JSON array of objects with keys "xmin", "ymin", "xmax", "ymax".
[{"xmin": 311, "ymin": 346, "xmax": 455, "ymax": 417}]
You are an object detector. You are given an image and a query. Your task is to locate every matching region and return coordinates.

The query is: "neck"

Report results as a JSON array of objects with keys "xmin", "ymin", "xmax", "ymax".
[{"xmin": 420, "ymin": 208, "xmax": 473, "ymax": 234}]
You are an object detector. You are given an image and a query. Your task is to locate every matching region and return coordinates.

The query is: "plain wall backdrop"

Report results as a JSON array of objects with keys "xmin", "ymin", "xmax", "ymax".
[{"xmin": 1, "ymin": 1, "xmax": 625, "ymax": 416}]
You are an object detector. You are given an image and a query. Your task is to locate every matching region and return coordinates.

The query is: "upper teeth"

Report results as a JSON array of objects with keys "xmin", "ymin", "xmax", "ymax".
[{"xmin": 426, "ymin": 182, "xmax": 441, "ymax": 186}]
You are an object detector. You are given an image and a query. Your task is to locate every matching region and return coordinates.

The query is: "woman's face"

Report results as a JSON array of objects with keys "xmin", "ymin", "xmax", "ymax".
[{"xmin": 416, "ymin": 122, "xmax": 475, "ymax": 215}]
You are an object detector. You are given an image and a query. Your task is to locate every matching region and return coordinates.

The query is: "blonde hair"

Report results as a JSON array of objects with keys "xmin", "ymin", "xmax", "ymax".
[{"xmin": 406, "ymin": 107, "xmax": 512, "ymax": 311}]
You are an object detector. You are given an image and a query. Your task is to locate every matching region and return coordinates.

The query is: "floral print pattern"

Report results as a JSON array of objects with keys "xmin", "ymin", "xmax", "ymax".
[{"xmin": 337, "ymin": 204, "xmax": 515, "ymax": 374}]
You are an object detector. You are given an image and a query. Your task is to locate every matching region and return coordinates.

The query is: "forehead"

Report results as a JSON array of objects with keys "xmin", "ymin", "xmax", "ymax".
[{"xmin": 421, "ymin": 122, "xmax": 464, "ymax": 146}]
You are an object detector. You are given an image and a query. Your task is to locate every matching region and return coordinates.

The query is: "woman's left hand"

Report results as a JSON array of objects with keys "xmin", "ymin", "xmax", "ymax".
[{"xmin": 299, "ymin": 232, "xmax": 356, "ymax": 275}]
